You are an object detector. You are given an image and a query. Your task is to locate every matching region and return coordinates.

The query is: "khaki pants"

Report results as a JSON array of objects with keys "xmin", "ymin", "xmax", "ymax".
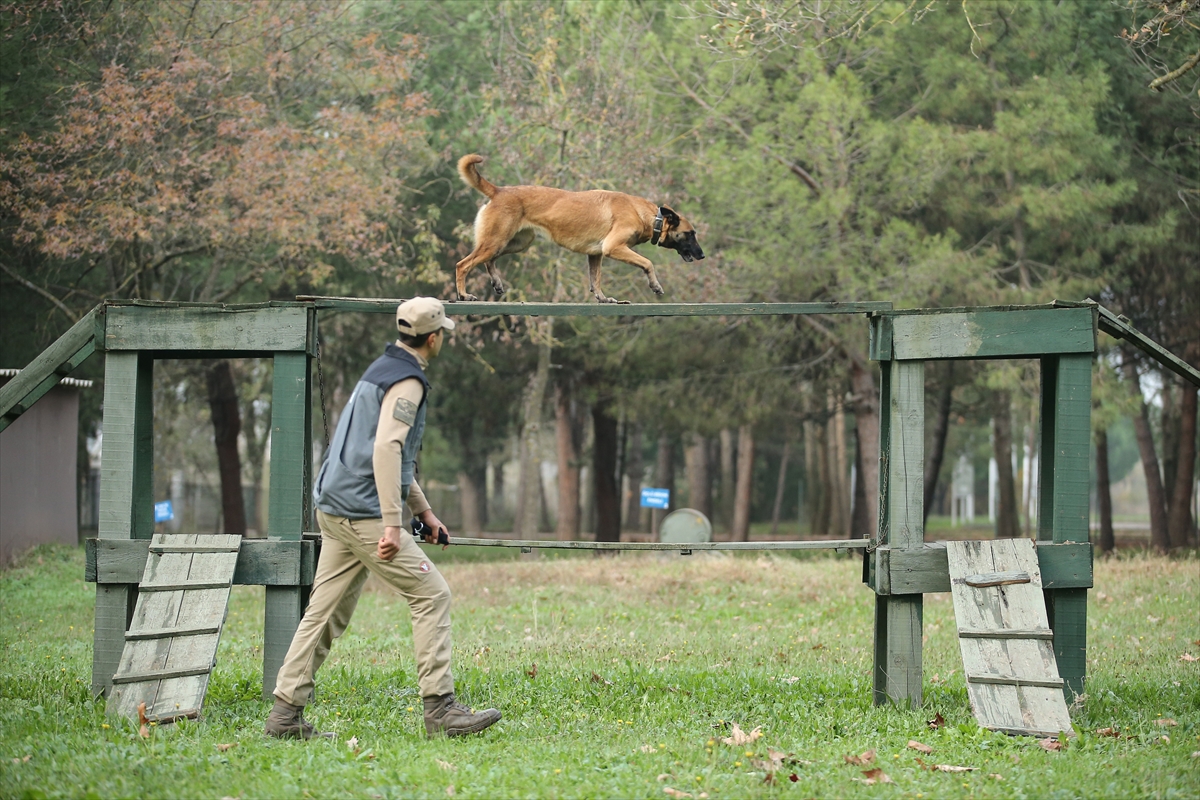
[{"xmin": 273, "ymin": 510, "xmax": 454, "ymax": 705}]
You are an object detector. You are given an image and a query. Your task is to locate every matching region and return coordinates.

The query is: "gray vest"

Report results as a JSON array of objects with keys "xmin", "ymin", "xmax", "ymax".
[{"xmin": 313, "ymin": 344, "xmax": 429, "ymax": 519}]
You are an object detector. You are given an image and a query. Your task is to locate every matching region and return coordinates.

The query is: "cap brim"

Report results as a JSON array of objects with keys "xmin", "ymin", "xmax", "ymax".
[{"xmin": 441, "ymin": 317, "xmax": 456, "ymax": 331}]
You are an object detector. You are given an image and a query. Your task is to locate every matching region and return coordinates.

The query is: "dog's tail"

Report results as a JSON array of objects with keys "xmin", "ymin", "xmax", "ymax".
[{"xmin": 457, "ymin": 154, "xmax": 497, "ymax": 199}]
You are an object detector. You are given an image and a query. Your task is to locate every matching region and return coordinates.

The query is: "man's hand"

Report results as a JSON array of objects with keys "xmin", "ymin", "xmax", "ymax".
[
  {"xmin": 377, "ymin": 526, "xmax": 403, "ymax": 561},
  {"xmin": 418, "ymin": 509, "xmax": 451, "ymax": 550}
]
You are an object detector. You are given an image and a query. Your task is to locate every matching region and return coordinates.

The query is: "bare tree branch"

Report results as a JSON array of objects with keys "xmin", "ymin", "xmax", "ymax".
[
  {"xmin": 1149, "ymin": 48, "xmax": 1200, "ymax": 91},
  {"xmin": 0, "ymin": 262, "xmax": 78, "ymax": 322}
]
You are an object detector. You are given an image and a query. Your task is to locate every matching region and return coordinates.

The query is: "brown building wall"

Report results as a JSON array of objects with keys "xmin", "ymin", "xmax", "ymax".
[{"xmin": 0, "ymin": 383, "xmax": 80, "ymax": 564}]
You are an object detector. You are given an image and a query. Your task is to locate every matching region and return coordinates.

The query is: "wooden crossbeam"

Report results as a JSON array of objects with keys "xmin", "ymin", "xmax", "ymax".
[
  {"xmin": 967, "ymin": 675, "xmax": 1065, "ymax": 689},
  {"xmin": 125, "ymin": 626, "xmax": 221, "ymax": 640},
  {"xmin": 958, "ymin": 629, "xmax": 1054, "ymax": 640},
  {"xmin": 111, "ymin": 666, "xmax": 213, "ymax": 685}
]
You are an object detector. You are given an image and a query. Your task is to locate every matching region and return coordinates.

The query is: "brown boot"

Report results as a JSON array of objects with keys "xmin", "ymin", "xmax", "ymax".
[
  {"xmin": 264, "ymin": 698, "xmax": 334, "ymax": 740},
  {"xmin": 423, "ymin": 693, "xmax": 501, "ymax": 738}
]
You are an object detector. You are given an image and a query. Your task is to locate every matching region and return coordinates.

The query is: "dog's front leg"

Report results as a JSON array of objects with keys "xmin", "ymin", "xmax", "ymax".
[
  {"xmin": 587, "ymin": 254, "xmax": 625, "ymax": 304},
  {"xmin": 603, "ymin": 243, "xmax": 664, "ymax": 297}
]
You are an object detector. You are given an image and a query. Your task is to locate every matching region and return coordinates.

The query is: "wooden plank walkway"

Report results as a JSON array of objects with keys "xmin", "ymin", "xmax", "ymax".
[
  {"xmin": 946, "ymin": 539, "xmax": 1074, "ymax": 738},
  {"xmin": 107, "ymin": 534, "xmax": 241, "ymax": 723}
]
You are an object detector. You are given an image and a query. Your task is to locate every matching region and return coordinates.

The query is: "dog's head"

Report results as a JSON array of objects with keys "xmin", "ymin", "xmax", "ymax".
[{"xmin": 657, "ymin": 206, "xmax": 705, "ymax": 262}]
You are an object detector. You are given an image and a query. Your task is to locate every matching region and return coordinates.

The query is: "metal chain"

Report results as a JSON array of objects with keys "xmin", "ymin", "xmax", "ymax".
[{"xmin": 315, "ymin": 315, "xmax": 330, "ymax": 451}]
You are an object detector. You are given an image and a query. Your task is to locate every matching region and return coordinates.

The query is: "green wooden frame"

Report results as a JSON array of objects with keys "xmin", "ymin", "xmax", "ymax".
[
  {"xmin": 866, "ymin": 304, "xmax": 1097, "ymax": 706},
  {"xmin": 89, "ymin": 302, "xmax": 316, "ymax": 699},
  {"xmin": 76, "ymin": 298, "xmax": 1108, "ymax": 711}
]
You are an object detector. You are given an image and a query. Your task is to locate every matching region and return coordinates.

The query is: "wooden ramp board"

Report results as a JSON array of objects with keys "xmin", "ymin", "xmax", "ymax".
[
  {"xmin": 947, "ymin": 539, "xmax": 1074, "ymax": 737},
  {"xmin": 108, "ymin": 534, "xmax": 241, "ymax": 723}
]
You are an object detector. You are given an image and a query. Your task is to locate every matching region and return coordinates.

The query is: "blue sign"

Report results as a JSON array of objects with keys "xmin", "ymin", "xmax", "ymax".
[
  {"xmin": 640, "ymin": 488, "xmax": 670, "ymax": 509},
  {"xmin": 154, "ymin": 500, "xmax": 174, "ymax": 523}
]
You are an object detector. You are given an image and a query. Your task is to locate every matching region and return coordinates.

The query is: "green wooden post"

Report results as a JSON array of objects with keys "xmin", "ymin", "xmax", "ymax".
[
  {"xmin": 872, "ymin": 359, "xmax": 925, "ymax": 706},
  {"xmin": 263, "ymin": 352, "xmax": 311, "ymax": 699},
  {"xmin": 1038, "ymin": 354, "xmax": 1093, "ymax": 701},
  {"xmin": 92, "ymin": 351, "xmax": 154, "ymax": 696}
]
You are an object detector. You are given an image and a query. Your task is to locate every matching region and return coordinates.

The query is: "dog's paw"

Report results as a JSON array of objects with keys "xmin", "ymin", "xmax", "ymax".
[
  {"xmin": 457, "ymin": 293, "xmax": 480, "ymax": 302},
  {"xmin": 649, "ymin": 281, "xmax": 664, "ymax": 295},
  {"xmin": 492, "ymin": 283, "xmax": 506, "ymax": 297},
  {"xmin": 617, "ymin": 299, "xmax": 632, "ymax": 305}
]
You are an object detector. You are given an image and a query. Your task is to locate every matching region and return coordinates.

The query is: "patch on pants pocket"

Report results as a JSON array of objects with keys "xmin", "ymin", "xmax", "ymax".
[{"xmin": 418, "ymin": 561, "xmax": 431, "ymax": 573}]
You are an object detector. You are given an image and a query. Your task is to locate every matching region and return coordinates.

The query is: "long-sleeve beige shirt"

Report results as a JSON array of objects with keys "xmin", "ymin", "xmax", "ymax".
[{"xmin": 373, "ymin": 343, "xmax": 431, "ymax": 527}]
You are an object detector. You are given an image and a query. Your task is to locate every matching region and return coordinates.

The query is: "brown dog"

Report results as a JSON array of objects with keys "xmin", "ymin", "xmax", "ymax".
[{"xmin": 454, "ymin": 154, "xmax": 704, "ymax": 303}]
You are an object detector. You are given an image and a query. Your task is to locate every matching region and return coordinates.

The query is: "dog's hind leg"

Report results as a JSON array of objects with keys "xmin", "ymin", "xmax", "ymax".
[
  {"xmin": 602, "ymin": 242, "xmax": 664, "ymax": 297},
  {"xmin": 483, "ymin": 261, "xmax": 505, "ymax": 297}
]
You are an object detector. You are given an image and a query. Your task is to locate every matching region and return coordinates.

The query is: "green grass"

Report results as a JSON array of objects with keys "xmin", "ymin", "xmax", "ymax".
[{"xmin": 1, "ymin": 545, "xmax": 1197, "ymax": 799}]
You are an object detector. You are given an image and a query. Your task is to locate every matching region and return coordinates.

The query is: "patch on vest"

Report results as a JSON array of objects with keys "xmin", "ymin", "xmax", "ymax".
[{"xmin": 393, "ymin": 397, "xmax": 418, "ymax": 425}]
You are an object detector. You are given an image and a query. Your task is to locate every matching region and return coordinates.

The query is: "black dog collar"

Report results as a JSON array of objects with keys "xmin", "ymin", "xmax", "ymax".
[{"xmin": 650, "ymin": 207, "xmax": 667, "ymax": 246}]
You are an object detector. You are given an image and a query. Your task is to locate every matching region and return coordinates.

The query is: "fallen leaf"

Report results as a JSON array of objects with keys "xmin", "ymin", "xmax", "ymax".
[
  {"xmin": 137, "ymin": 702, "xmax": 150, "ymax": 739},
  {"xmin": 988, "ymin": 773, "xmax": 1004, "ymax": 781},
  {"xmin": 436, "ymin": 759, "xmax": 456, "ymax": 771},
  {"xmin": 907, "ymin": 740, "xmax": 933, "ymax": 754},
  {"xmin": 656, "ymin": 773, "xmax": 672, "ymax": 782},
  {"xmin": 1191, "ymin": 751, "xmax": 1200, "ymax": 759},
  {"xmin": 1155, "ymin": 718, "xmax": 1177, "ymax": 727},
  {"xmin": 590, "ymin": 672, "xmax": 612, "ymax": 686},
  {"xmin": 663, "ymin": 788, "xmax": 692, "ymax": 799},
  {"xmin": 1161, "ymin": 735, "xmax": 1171, "ymax": 744},
  {"xmin": 843, "ymin": 749, "xmax": 876, "ymax": 766},
  {"xmin": 811, "ymin": 643, "xmax": 825, "ymax": 650},
  {"xmin": 640, "ymin": 744, "xmax": 657, "ymax": 753},
  {"xmin": 215, "ymin": 743, "xmax": 237, "ymax": 752},
  {"xmin": 721, "ymin": 723, "xmax": 763, "ymax": 746},
  {"xmin": 1146, "ymin": 615, "xmax": 1160, "ymax": 623},
  {"xmin": 931, "ymin": 764, "xmax": 976, "ymax": 773},
  {"xmin": 928, "ymin": 712, "xmax": 946, "ymax": 729},
  {"xmin": 445, "ymin": 785, "xmax": 455, "ymax": 797},
  {"xmin": 1180, "ymin": 653, "xmax": 1198, "ymax": 662},
  {"xmin": 789, "ymin": 773, "xmax": 799, "ymax": 782},
  {"xmin": 526, "ymin": 663, "xmax": 538, "ymax": 679},
  {"xmin": 762, "ymin": 772, "xmax": 776, "ymax": 785},
  {"xmin": 859, "ymin": 768, "xmax": 893, "ymax": 784},
  {"xmin": 347, "ymin": 736, "xmax": 359, "ymax": 751},
  {"xmin": 1095, "ymin": 727, "xmax": 1119, "ymax": 737},
  {"xmin": 1039, "ymin": 738, "xmax": 1065, "ymax": 752}
]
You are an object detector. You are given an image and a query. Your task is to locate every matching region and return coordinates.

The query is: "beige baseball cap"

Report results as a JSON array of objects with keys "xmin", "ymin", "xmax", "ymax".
[{"xmin": 396, "ymin": 296, "xmax": 455, "ymax": 335}]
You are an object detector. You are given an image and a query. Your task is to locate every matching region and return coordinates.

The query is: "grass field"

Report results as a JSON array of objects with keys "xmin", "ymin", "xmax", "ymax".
[{"xmin": 1, "ymin": 544, "xmax": 1197, "ymax": 799}]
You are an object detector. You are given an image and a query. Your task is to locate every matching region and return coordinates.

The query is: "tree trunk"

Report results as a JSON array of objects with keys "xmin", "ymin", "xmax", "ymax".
[
  {"xmin": 622, "ymin": 423, "xmax": 644, "ymax": 531},
  {"xmin": 652, "ymin": 434, "xmax": 676, "ymax": 535},
  {"xmin": 850, "ymin": 436, "xmax": 871, "ymax": 539},
  {"xmin": 924, "ymin": 364, "xmax": 954, "ymax": 523},
  {"xmin": 828, "ymin": 391, "xmax": 850, "ymax": 536},
  {"xmin": 684, "ymin": 432, "xmax": 712, "ymax": 520},
  {"xmin": 718, "ymin": 428, "xmax": 735, "ymax": 533},
  {"xmin": 1167, "ymin": 381, "xmax": 1197, "ymax": 549},
  {"xmin": 592, "ymin": 399, "xmax": 621, "ymax": 543},
  {"xmin": 1095, "ymin": 428, "xmax": 1115, "ymax": 554},
  {"xmin": 457, "ymin": 468, "xmax": 486, "ymax": 534},
  {"xmin": 555, "ymin": 383, "xmax": 582, "ymax": 541},
  {"xmin": 770, "ymin": 440, "xmax": 790, "ymax": 535},
  {"xmin": 993, "ymin": 393, "xmax": 1020, "ymax": 539},
  {"xmin": 731, "ymin": 425, "xmax": 755, "ymax": 541},
  {"xmin": 206, "ymin": 360, "xmax": 246, "ymax": 535},
  {"xmin": 803, "ymin": 421, "xmax": 822, "ymax": 535},
  {"xmin": 851, "ymin": 361, "xmax": 880, "ymax": 540},
  {"xmin": 811, "ymin": 421, "xmax": 830, "ymax": 536},
  {"xmin": 515, "ymin": 334, "xmax": 552, "ymax": 536},
  {"xmin": 1124, "ymin": 358, "xmax": 1170, "ymax": 552}
]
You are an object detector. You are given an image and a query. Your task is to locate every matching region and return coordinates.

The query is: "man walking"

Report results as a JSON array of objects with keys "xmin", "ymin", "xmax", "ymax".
[{"xmin": 265, "ymin": 297, "xmax": 501, "ymax": 739}]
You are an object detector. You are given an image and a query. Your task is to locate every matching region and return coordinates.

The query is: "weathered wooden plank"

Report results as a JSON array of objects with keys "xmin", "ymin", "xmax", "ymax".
[
  {"xmin": 87, "ymin": 537, "xmax": 312, "ymax": 585},
  {"xmin": 104, "ymin": 305, "xmax": 310, "ymax": 353},
  {"xmin": 1038, "ymin": 354, "xmax": 1092, "ymax": 702},
  {"xmin": 112, "ymin": 666, "xmax": 214, "ymax": 684},
  {"xmin": 0, "ymin": 307, "xmax": 99, "ymax": 431},
  {"xmin": 947, "ymin": 540, "xmax": 1073, "ymax": 737},
  {"xmin": 268, "ymin": 353, "xmax": 309, "ymax": 541},
  {"xmin": 963, "ymin": 571, "xmax": 1031, "ymax": 588},
  {"xmin": 876, "ymin": 541, "xmax": 1093, "ymax": 595},
  {"xmin": 92, "ymin": 586, "xmax": 136, "ymax": 697},
  {"xmin": 298, "ymin": 296, "xmax": 893, "ymax": 317},
  {"xmin": 959, "ymin": 629, "xmax": 1054, "ymax": 640},
  {"xmin": 97, "ymin": 352, "xmax": 155, "ymax": 540},
  {"xmin": 125, "ymin": 625, "xmax": 220, "ymax": 640},
  {"xmin": 873, "ymin": 360, "xmax": 925, "ymax": 707},
  {"xmin": 868, "ymin": 314, "xmax": 893, "ymax": 361},
  {"xmin": 967, "ymin": 675, "xmax": 1064, "ymax": 689},
  {"xmin": 1096, "ymin": 303, "xmax": 1200, "ymax": 387},
  {"xmin": 890, "ymin": 307, "xmax": 1095, "ymax": 360},
  {"xmin": 263, "ymin": 586, "xmax": 304, "ymax": 700}
]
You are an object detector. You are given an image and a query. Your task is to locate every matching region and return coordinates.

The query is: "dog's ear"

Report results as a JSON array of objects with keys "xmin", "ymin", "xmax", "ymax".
[{"xmin": 659, "ymin": 206, "xmax": 681, "ymax": 227}]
